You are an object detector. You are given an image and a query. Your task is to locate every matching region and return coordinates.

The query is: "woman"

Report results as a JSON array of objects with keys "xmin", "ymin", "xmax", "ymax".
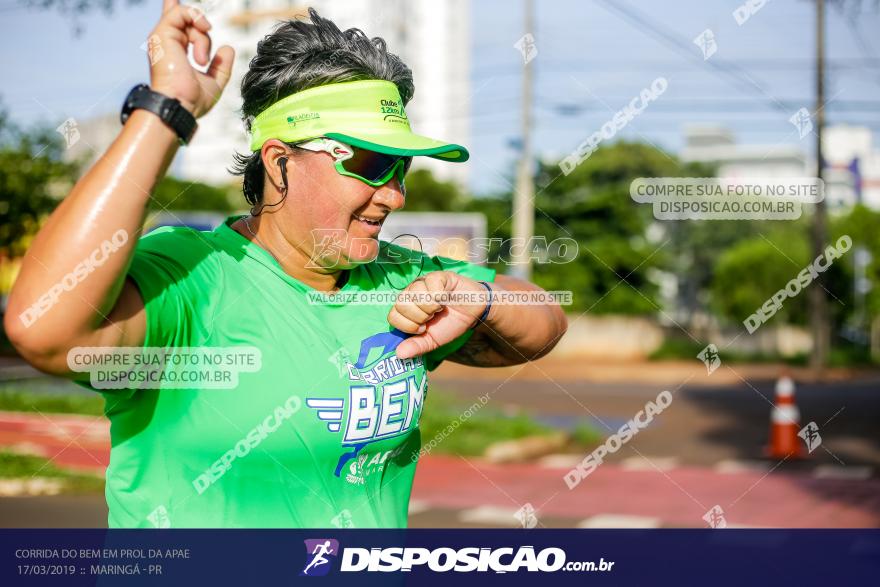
[{"xmin": 4, "ymin": 1, "xmax": 567, "ymax": 528}]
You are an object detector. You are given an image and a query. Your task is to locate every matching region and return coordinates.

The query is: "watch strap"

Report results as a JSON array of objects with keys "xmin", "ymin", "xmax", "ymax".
[{"xmin": 121, "ymin": 84, "xmax": 197, "ymax": 145}]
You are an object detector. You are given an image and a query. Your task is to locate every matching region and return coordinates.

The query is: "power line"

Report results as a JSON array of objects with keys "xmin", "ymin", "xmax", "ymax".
[
  {"xmin": 534, "ymin": 99, "xmax": 880, "ymax": 114},
  {"xmin": 593, "ymin": 0, "xmax": 796, "ymax": 115},
  {"xmin": 838, "ymin": 4, "xmax": 880, "ymax": 87},
  {"xmin": 473, "ymin": 58, "xmax": 880, "ymax": 77}
]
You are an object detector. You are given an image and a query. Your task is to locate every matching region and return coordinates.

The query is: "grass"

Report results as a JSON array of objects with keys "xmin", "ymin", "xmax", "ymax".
[
  {"xmin": 0, "ymin": 381, "xmax": 604, "ymax": 460},
  {"xmin": 647, "ymin": 337, "xmax": 707, "ymax": 361},
  {"xmin": 0, "ymin": 451, "xmax": 104, "ymax": 494},
  {"xmin": 0, "ymin": 383, "xmax": 107, "ymax": 494},
  {"xmin": 650, "ymin": 335, "xmax": 879, "ymax": 368},
  {"xmin": 0, "ymin": 386, "xmax": 105, "ymax": 416},
  {"xmin": 419, "ymin": 390, "xmax": 602, "ymax": 456},
  {"xmin": 649, "ymin": 336, "xmax": 812, "ymax": 366},
  {"xmin": 570, "ymin": 424, "xmax": 605, "ymax": 447}
]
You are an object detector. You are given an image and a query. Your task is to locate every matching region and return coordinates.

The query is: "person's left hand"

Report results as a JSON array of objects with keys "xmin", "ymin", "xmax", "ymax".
[{"xmin": 389, "ymin": 272, "xmax": 490, "ymax": 360}]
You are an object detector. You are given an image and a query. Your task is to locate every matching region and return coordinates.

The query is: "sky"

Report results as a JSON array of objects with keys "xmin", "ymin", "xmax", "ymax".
[{"xmin": 1, "ymin": 0, "xmax": 879, "ymax": 195}]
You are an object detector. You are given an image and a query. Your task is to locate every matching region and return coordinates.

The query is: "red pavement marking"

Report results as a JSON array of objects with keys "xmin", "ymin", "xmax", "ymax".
[
  {"xmin": 1, "ymin": 412, "xmax": 877, "ymax": 528},
  {"xmin": 0, "ymin": 410, "xmax": 109, "ymax": 440},
  {"xmin": 411, "ymin": 455, "xmax": 880, "ymax": 528},
  {"xmin": 0, "ymin": 411, "xmax": 109, "ymax": 475}
]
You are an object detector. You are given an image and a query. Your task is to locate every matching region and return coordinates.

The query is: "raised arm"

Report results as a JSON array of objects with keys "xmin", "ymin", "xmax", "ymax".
[{"xmin": 3, "ymin": 0, "xmax": 233, "ymax": 376}]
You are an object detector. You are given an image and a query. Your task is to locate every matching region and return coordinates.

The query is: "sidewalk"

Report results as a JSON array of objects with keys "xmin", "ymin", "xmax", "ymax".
[
  {"xmin": 411, "ymin": 455, "xmax": 880, "ymax": 528},
  {"xmin": 0, "ymin": 410, "xmax": 108, "ymax": 474},
  {"xmin": 4, "ymin": 354, "xmax": 880, "ymax": 386},
  {"xmin": 431, "ymin": 356, "xmax": 880, "ymax": 386},
  {"xmin": 0, "ymin": 411, "xmax": 877, "ymax": 528}
]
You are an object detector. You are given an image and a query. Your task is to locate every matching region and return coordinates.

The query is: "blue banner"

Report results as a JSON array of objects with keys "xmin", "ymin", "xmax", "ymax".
[{"xmin": 2, "ymin": 529, "xmax": 878, "ymax": 586}]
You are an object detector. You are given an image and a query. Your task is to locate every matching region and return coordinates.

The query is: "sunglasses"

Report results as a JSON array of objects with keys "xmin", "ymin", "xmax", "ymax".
[{"xmin": 294, "ymin": 137, "xmax": 412, "ymax": 192}]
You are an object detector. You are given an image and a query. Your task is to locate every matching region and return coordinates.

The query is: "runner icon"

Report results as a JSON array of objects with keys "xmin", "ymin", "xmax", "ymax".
[{"xmin": 303, "ymin": 540, "xmax": 335, "ymax": 575}]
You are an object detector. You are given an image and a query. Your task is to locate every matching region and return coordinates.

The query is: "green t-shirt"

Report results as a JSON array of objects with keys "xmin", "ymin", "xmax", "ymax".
[{"xmin": 78, "ymin": 214, "xmax": 494, "ymax": 529}]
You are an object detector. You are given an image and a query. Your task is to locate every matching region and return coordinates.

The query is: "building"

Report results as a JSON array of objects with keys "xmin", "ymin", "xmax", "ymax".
[
  {"xmin": 176, "ymin": 0, "xmax": 471, "ymax": 190},
  {"xmin": 680, "ymin": 125, "xmax": 808, "ymax": 179},
  {"xmin": 59, "ymin": 112, "xmax": 121, "ymax": 176},
  {"xmin": 680, "ymin": 123, "xmax": 880, "ymax": 212},
  {"xmin": 823, "ymin": 124, "xmax": 880, "ymax": 210}
]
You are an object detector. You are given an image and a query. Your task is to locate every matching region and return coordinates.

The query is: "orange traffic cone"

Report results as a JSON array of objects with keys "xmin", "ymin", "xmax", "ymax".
[{"xmin": 765, "ymin": 375, "xmax": 804, "ymax": 459}]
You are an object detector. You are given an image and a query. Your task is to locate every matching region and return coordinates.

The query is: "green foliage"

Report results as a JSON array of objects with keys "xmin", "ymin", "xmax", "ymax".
[
  {"xmin": 530, "ymin": 141, "xmax": 691, "ymax": 314},
  {"xmin": 466, "ymin": 193, "xmax": 514, "ymax": 274},
  {"xmin": 400, "ymin": 144, "xmax": 699, "ymax": 317},
  {"xmin": 709, "ymin": 219, "xmax": 851, "ymax": 328},
  {"xmin": 149, "ymin": 176, "xmax": 236, "ymax": 212},
  {"xmin": 710, "ymin": 224, "xmax": 810, "ymax": 324},
  {"xmin": 0, "ymin": 105, "xmax": 78, "ymax": 256},
  {"xmin": 570, "ymin": 425, "xmax": 604, "ymax": 447},
  {"xmin": 0, "ymin": 100, "xmax": 232, "ymax": 256},
  {"xmin": 399, "ymin": 167, "xmax": 515, "ymax": 274},
  {"xmin": 833, "ymin": 204, "xmax": 880, "ymax": 317},
  {"xmin": 660, "ymin": 160, "xmax": 773, "ymax": 324},
  {"xmin": 403, "ymin": 168, "xmax": 467, "ymax": 212}
]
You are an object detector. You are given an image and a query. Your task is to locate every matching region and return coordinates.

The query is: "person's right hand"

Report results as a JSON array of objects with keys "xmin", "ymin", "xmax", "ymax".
[{"xmin": 147, "ymin": 0, "xmax": 235, "ymax": 118}]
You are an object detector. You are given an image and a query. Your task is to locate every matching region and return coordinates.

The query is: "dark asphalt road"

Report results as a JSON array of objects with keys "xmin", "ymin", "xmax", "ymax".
[{"xmin": 432, "ymin": 371, "xmax": 880, "ymax": 471}]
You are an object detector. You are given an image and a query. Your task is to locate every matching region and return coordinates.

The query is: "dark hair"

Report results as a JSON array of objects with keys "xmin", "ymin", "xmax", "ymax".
[{"xmin": 230, "ymin": 8, "xmax": 415, "ymax": 207}]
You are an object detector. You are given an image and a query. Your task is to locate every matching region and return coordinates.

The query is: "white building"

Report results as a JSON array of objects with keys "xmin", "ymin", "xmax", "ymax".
[
  {"xmin": 823, "ymin": 124, "xmax": 880, "ymax": 210},
  {"xmin": 60, "ymin": 112, "xmax": 120, "ymax": 174},
  {"xmin": 175, "ymin": 0, "xmax": 471, "ymax": 191},
  {"xmin": 680, "ymin": 124, "xmax": 880, "ymax": 212},
  {"xmin": 680, "ymin": 125, "xmax": 808, "ymax": 179}
]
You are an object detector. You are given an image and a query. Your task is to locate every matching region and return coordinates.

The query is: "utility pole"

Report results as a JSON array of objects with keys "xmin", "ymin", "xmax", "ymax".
[
  {"xmin": 511, "ymin": 0, "xmax": 535, "ymax": 280},
  {"xmin": 809, "ymin": 0, "xmax": 829, "ymax": 372}
]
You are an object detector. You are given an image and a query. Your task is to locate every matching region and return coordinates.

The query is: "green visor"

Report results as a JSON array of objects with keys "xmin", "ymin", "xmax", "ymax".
[{"xmin": 248, "ymin": 79, "xmax": 469, "ymax": 162}]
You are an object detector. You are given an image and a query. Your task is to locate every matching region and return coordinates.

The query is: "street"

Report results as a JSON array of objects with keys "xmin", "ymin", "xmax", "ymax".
[{"xmin": 1, "ymin": 358, "xmax": 878, "ymax": 528}]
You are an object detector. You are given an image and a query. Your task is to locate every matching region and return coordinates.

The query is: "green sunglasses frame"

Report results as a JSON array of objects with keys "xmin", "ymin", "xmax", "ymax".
[{"xmin": 294, "ymin": 137, "xmax": 409, "ymax": 189}]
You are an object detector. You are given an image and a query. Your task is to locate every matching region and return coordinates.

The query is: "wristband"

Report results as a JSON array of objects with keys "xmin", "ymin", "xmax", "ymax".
[{"xmin": 471, "ymin": 281, "xmax": 494, "ymax": 330}]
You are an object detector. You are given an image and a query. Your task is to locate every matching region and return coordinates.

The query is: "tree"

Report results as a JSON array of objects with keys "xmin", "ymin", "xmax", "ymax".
[
  {"xmin": 529, "ymin": 141, "xmax": 692, "ymax": 314},
  {"xmin": 400, "ymin": 168, "xmax": 467, "ymax": 212},
  {"xmin": 665, "ymin": 217, "xmax": 759, "ymax": 326},
  {"xmin": 393, "ymin": 167, "xmax": 514, "ymax": 273},
  {"xmin": 150, "ymin": 176, "xmax": 236, "ymax": 213},
  {"xmin": 709, "ymin": 220, "xmax": 850, "ymax": 330},
  {"xmin": 832, "ymin": 204, "xmax": 880, "ymax": 330},
  {"xmin": 0, "ymin": 104, "xmax": 78, "ymax": 257}
]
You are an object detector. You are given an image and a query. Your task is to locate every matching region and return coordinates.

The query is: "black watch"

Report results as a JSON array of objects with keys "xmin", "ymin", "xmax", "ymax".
[{"xmin": 120, "ymin": 84, "xmax": 197, "ymax": 145}]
